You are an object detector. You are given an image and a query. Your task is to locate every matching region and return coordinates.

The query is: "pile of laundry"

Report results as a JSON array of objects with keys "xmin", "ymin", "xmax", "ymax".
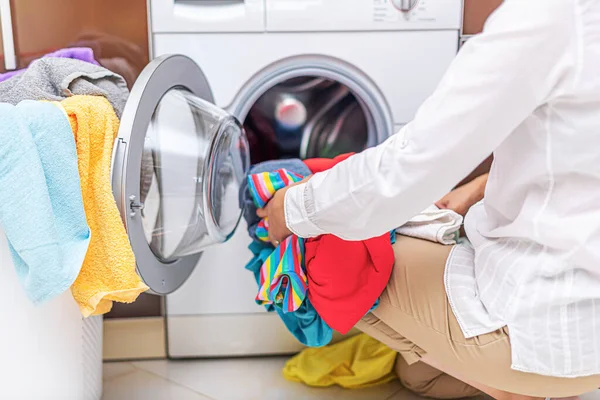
[
  {"xmin": 240, "ymin": 154, "xmax": 464, "ymax": 347},
  {"xmin": 0, "ymin": 48, "xmax": 148, "ymax": 317}
]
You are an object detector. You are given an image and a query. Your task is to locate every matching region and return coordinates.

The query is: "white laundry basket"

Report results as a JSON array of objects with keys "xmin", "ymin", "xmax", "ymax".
[{"xmin": 0, "ymin": 231, "xmax": 103, "ymax": 400}]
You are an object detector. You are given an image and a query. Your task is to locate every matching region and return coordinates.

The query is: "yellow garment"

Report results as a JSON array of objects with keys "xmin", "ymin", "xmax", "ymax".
[
  {"xmin": 283, "ymin": 333, "xmax": 397, "ymax": 389},
  {"xmin": 56, "ymin": 96, "xmax": 148, "ymax": 317}
]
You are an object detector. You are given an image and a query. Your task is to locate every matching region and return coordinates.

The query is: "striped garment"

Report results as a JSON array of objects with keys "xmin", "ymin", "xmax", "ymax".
[
  {"xmin": 255, "ymin": 219, "xmax": 269, "ymax": 242},
  {"xmin": 247, "ymin": 169, "xmax": 307, "ymax": 313},
  {"xmin": 256, "ymin": 234, "xmax": 306, "ymax": 312},
  {"xmin": 248, "ymin": 169, "xmax": 304, "ymax": 209}
]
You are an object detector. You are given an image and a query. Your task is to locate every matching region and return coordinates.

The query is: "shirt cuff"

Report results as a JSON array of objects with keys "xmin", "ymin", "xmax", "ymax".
[{"xmin": 284, "ymin": 182, "xmax": 326, "ymax": 238}]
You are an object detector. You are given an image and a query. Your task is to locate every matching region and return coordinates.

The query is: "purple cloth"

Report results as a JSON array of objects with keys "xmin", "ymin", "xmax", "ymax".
[
  {"xmin": 0, "ymin": 47, "xmax": 99, "ymax": 83},
  {"xmin": 45, "ymin": 48, "xmax": 99, "ymax": 65}
]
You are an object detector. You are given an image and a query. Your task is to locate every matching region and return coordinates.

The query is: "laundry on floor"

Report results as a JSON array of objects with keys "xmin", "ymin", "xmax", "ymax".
[
  {"xmin": 0, "ymin": 57, "xmax": 147, "ymax": 315},
  {"xmin": 240, "ymin": 154, "xmax": 464, "ymax": 345},
  {"xmin": 283, "ymin": 333, "xmax": 398, "ymax": 389}
]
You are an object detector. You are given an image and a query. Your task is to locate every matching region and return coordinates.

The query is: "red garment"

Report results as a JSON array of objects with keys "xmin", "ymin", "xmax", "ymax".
[
  {"xmin": 303, "ymin": 153, "xmax": 354, "ymax": 174},
  {"xmin": 301, "ymin": 153, "xmax": 394, "ymax": 334},
  {"xmin": 304, "ymin": 234, "xmax": 394, "ymax": 334}
]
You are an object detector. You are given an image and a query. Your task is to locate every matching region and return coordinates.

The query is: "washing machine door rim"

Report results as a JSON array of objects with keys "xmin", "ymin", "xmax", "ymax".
[{"xmin": 112, "ymin": 54, "xmax": 249, "ymax": 295}]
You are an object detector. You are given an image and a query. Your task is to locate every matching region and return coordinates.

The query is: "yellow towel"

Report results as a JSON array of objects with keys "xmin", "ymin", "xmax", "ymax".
[
  {"xmin": 283, "ymin": 333, "xmax": 398, "ymax": 389},
  {"xmin": 56, "ymin": 96, "xmax": 148, "ymax": 317}
]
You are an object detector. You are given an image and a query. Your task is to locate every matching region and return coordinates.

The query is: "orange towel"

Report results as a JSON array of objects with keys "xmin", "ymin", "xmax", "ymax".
[{"xmin": 56, "ymin": 96, "xmax": 148, "ymax": 316}]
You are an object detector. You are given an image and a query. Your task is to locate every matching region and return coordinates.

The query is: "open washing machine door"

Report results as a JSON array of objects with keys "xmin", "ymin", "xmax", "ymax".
[{"xmin": 112, "ymin": 54, "xmax": 250, "ymax": 295}]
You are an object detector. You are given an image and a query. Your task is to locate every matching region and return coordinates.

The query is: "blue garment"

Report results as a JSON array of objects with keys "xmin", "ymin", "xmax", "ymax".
[
  {"xmin": 0, "ymin": 101, "xmax": 90, "ymax": 304},
  {"xmin": 247, "ymin": 241, "xmax": 333, "ymax": 347},
  {"xmin": 239, "ymin": 159, "xmax": 311, "ymax": 242}
]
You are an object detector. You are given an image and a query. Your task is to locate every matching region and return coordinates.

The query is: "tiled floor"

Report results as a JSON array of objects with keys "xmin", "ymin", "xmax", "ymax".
[
  {"xmin": 102, "ymin": 357, "xmax": 421, "ymax": 400},
  {"xmin": 103, "ymin": 358, "xmax": 600, "ymax": 400}
]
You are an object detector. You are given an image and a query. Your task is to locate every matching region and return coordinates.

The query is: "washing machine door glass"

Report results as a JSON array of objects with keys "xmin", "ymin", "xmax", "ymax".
[{"xmin": 112, "ymin": 54, "xmax": 250, "ymax": 295}]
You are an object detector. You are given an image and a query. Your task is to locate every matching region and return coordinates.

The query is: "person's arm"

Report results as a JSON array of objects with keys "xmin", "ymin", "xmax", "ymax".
[
  {"xmin": 283, "ymin": 0, "xmax": 579, "ymax": 241},
  {"xmin": 456, "ymin": 155, "xmax": 492, "ymax": 189},
  {"xmin": 436, "ymin": 173, "xmax": 488, "ymax": 217}
]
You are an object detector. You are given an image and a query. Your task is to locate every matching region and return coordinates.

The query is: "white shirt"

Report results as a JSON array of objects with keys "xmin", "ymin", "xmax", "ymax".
[{"xmin": 284, "ymin": 0, "xmax": 600, "ymax": 378}]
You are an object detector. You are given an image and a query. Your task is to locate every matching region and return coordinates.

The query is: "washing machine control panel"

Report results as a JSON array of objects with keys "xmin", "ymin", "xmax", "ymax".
[
  {"xmin": 374, "ymin": 0, "xmax": 442, "ymax": 24},
  {"xmin": 265, "ymin": 0, "xmax": 461, "ymax": 32}
]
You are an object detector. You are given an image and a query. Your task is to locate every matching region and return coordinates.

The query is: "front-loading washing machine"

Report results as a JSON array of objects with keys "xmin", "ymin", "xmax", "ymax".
[{"xmin": 121, "ymin": 0, "xmax": 464, "ymax": 358}]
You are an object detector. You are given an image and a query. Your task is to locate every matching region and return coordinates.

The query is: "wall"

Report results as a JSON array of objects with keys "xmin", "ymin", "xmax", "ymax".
[
  {"xmin": 4, "ymin": 0, "xmax": 148, "ymax": 69},
  {"xmin": 0, "ymin": 0, "xmax": 11, "ymax": 72},
  {"xmin": 463, "ymin": 0, "xmax": 503, "ymax": 35}
]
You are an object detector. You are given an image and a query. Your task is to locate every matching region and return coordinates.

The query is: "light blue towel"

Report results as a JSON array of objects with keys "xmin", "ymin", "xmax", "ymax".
[{"xmin": 0, "ymin": 101, "xmax": 90, "ymax": 304}]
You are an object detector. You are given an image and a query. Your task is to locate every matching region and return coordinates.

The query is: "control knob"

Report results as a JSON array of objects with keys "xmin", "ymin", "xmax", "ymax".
[{"xmin": 392, "ymin": 0, "xmax": 419, "ymax": 12}]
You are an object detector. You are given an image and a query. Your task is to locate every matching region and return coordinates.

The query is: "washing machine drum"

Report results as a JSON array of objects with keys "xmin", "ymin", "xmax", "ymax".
[{"xmin": 112, "ymin": 54, "xmax": 250, "ymax": 295}]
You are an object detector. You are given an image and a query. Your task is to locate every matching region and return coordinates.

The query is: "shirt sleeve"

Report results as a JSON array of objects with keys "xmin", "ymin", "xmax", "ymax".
[{"xmin": 284, "ymin": 0, "xmax": 580, "ymax": 240}]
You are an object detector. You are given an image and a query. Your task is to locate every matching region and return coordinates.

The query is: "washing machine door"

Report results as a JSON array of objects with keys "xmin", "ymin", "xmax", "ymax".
[{"xmin": 112, "ymin": 54, "xmax": 250, "ymax": 295}]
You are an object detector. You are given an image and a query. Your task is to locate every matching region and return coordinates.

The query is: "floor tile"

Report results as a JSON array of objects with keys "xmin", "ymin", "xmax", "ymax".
[
  {"xmin": 132, "ymin": 358, "xmax": 404, "ymax": 400},
  {"xmin": 384, "ymin": 388, "xmax": 430, "ymax": 400},
  {"xmin": 103, "ymin": 362, "xmax": 137, "ymax": 382},
  {"xmin": 388, "ymin": 388, "xmax": 598, "ymax": 400},
  {"xmin": 103, "ymin": 367, "xmax": 212, "ymax": 400},
  {"xmin": 582, "ymin": 390, "xmax": 600, "ymax": 400},
  {"xmin": 387, "ymin": 390, "xmax": 493, "ymax": 400}
]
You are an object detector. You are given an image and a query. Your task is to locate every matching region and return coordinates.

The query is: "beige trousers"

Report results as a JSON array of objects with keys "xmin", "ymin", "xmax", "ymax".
[{"xmin": 356, "ymin": 235, "xmax": 600, "ymax": 398}]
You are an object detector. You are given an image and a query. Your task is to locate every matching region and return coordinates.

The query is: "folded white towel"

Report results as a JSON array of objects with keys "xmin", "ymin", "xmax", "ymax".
[{"xmin": 396, "ymin": 205, "xmax": 463, "ymax": 245}]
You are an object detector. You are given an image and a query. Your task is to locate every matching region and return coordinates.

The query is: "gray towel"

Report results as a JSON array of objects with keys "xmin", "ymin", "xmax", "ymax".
[{"xmin": 0, "ymin": 58, "xmax": 129, "ymax": 118}]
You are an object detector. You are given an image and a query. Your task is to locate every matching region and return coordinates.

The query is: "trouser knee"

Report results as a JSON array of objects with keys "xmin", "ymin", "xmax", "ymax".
[{"xmin": 395, "ymin": 356, "xmax": 482, "ymax": 399}]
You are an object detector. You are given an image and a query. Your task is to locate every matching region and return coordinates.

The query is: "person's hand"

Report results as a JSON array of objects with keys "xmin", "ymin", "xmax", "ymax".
[
  {"xmin": 435, "ymin": 174, "xmax": 487, "ymax": 217},
  {"xmin": 256, "ymin": 176, "xmax": 311, "ymax": 247}
]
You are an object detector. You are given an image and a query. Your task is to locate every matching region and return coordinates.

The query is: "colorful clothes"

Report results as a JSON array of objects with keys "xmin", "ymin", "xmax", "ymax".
[
  {"xmin": 248, "ymin": 169, "xmax": 304, "ymax": 209},
  {"xmin": 305, "ymin": 233, "xmax": 394, "ymax": 334},
  {"xmin": 254, "ymin": 219, "xmax": 269, "ymax": 242},
  {"xmin": 247, "ymin": 169, "xmax": 308, "ymax": 313},
  {"xmin": 256, "ymin": 234, "xmax": 307, "ymax": 312},
  {"xmin": 303, "ymin": 153, "xmax": 355, "ymax": 174},
  {"xmin": 240, "ymin": 159, "xmax": 311, "ymax": 243},
  {"xmin": 246, "ymin": 241, "xmax": 333, "ymax": 348}
]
